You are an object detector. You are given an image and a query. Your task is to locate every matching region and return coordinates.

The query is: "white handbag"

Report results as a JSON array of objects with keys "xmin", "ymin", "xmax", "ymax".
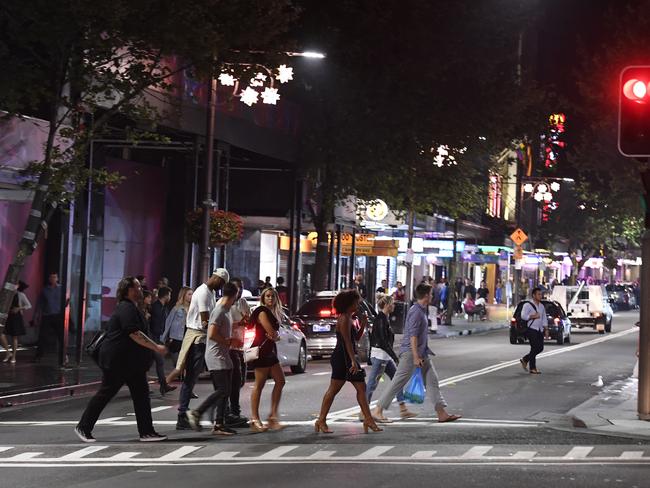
[{"xmin": 244, "ymin": 339, "xmax": 267, "ymax": 363}]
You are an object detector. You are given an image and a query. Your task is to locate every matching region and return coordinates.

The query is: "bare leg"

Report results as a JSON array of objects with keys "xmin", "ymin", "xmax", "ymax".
[
  {"xmin": 352, "ymin": 382, "xmax": 373, "ymax": 420},
  {"xmin": 318, "ymin": 379, "xmax": 345, "ymax": 420},
  {"xmin": 0, "ymin": 334, "xmax": 9, "ymax": 358},
  {"xmin": 166, "ymin": 368, "xmax": 180, "ymax": 385},
  {"xmin": 11, "ymin": 336, "xmax": 17, "ymax": 361},
  {"xmin": 268, "ymin": 363, "xmax": 286, "ymax": 419},
  {"xmin": 250, "ymin": 367, "xmax": 270, "ymax": 421}
]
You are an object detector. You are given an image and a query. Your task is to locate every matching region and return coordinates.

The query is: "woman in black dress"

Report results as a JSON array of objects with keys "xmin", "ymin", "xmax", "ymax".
[
  {"xmin": 3, "ymin": 281, "xmax": 31, "ymax": 364},
  {"xmin": 315, "ymin": 289, "xmax": 382, "ymax": 434},
  {"xmin": 248, "ymin": 287, "xmax": 285, "ymax": 432}
]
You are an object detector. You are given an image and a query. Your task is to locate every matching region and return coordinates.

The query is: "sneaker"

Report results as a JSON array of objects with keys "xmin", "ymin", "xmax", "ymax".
[
  {"xmin": 176, "ymin": 413, "xmax": 192, "ymax": 430},
  {"xmin": 187, "ymin": 410, "xmax": 203, "ymax": 432},
  {"xmin": 190, "ymin": 392, "xmax": 199, "ymax": 399},
  {"xmin": 160, "ymin": 384, "xmax": 177, "ymax": 396},
  {"xmin": 74, "ymin": 425, "xmax": 96, "ymax": 443},
  {"xmin": 211, "ymin": 424, "xmax": 237, "ymax": 436},
  {"xmin": 225, "ymin": 414, "xmax": 249, "ymax": 427},
  {"xmin": 140, "ymin": 432, "xmax": 168, "ymax": 442}
]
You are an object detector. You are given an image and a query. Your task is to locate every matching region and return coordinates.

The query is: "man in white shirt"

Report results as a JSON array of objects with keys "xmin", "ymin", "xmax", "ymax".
[
  {"xmin": 225, "ymin": 277, "xmax": 251, "ymax": 427},
  {"xmin": 519, "ymin": 287, "xmax": 547, "ymax": 374},
  {"xmin": 176, "ymin": 268, "xmax": 229, "ymax": 430}
]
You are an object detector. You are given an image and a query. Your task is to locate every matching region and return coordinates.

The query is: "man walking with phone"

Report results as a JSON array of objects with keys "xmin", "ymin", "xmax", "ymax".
[
  {"xmin": 373, "ymin": 283, "xmax": 461, "ymax": 423},
  {"xmin": 519, "ymin": 287, "xmax": 547, "ymax": 375}
]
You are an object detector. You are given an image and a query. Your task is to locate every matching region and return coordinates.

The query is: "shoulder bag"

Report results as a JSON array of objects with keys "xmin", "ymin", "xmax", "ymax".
[{"xmin": 244, "ymin": 338, "xmax": 268, "ymax": 363}]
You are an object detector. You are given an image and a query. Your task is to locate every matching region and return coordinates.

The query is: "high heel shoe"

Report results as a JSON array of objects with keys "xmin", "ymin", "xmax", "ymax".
[
  {"xmin": 2, "ymin": 353, "xmax": 12, "ymax": 363},
  {"xmin": 314, "ymin": 419, "xmax": 333, "ymax": 434},
  {"xmin": 362, "ymin": 419, "xmax": 383, "ymax": 434},
  {"xmin": 249, "ymin": 419, "xmax": 268, "ymax": 433},
  {"xmin": 266, "ymin": 416, "xmax": 286, "ymax": 431}
]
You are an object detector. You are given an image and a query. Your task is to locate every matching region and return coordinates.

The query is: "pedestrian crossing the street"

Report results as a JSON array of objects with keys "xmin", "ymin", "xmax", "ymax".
[{"xmin": 0, "ymin": 443, "xmax": 648, "ymax": 467}]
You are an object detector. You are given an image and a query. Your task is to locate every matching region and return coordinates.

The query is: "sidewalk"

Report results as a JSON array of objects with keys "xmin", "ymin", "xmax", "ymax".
[
  {"xmin": 0, "ymin": 348, "xmax": 102, "ymax": 408},
  {"xmin": 430, "ymin": 303, "xmax": 510, "ymax": 338},
  {"xmin": 566, "ymin": 376, "xmax": 650, "ymax": 440}
]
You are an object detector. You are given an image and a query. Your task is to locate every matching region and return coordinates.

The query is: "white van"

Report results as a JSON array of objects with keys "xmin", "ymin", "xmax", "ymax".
[{"xmin": 550, "ymin": 284, "xmax": 613, "ymax": 334}]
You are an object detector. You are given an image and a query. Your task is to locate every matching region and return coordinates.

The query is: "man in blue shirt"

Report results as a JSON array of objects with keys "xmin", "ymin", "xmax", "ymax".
[
  {"xmin": 373, "ymin": 283, "xmax": 461, "ymax": 423},
  {"xmin": 34, "ymin": 272, "xmax": 64, "ymax": 363},
  {"xmin": 519, "ymin": 287, "xmax": 547, "ymax": 374}
]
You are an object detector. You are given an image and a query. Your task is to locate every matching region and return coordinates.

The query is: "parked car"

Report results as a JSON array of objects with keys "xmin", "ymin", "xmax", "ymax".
[
  {"xmin": 550, "ymin": 284, "xmax": 613, "ymax": 334},
  {"xmin": 291, "ymin": 291, "xmax": 373, "ymax": 362},
  {"xmin": 605, "ymin": 284, "xmax": 637, "ymax": 311},
  {"xmin": 244, "ymin": 297, "xmax": 308, "ymax": 374},
  {"xmin": 509, "ymin": 299, "xmax": 572, "ymax": 345}
]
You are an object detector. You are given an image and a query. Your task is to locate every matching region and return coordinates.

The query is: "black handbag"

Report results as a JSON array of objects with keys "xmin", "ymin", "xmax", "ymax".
[{"xmin": 85, "ymin": 330, "xmax": 107, "ymax": 363}]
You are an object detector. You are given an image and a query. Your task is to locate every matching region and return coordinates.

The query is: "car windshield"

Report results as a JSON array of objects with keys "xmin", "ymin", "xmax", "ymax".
[{"xmin": 297, "ymin": 298, "xmax": 334, "ymax": 316}]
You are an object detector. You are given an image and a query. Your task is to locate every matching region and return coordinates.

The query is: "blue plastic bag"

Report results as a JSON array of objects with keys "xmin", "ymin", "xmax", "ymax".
[{"xmin": 403, "ymin": 367, "xmax": 425, "ymax": 404}]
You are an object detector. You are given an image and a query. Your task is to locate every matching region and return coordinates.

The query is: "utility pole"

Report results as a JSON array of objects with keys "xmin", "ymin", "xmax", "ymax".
[
  {"xmin": 639, "ymin": 169, "xmax": 650, "ymax": 420},
  {"xmin": 405, "ymin": 209, "xmax": 415, "ymax": 302},
  {"xmin": 199, "ymin": 75, "xmax": 217, "ymax": 282}
]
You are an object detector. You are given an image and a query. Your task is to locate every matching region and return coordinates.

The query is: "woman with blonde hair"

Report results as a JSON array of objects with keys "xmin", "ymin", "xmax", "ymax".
[
  {"xmin": 163, "ymin": 287, "xmax": 193, "ymax": 386},
  {"xmin": 248, "ymin": 287, "xmax": 286, "ymax": 432}
]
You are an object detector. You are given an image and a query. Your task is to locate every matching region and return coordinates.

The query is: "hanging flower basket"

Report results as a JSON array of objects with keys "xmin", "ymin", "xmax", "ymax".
[{"xmin": 185, "ymin": 209, "xmax": 244, "ymax": 246}]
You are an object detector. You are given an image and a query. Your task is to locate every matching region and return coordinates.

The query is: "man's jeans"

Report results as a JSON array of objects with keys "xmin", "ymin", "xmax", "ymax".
[
  {"xmin": 178, "ymin": 341, "xmax": 206, "ymax": 414},
  {"xmin": 366, "ymin": 358, "xmax": 405, "ymax": 403},
  {"xmin": 377, "ymin": 352, "xmax": 447, "ymax": 411}
]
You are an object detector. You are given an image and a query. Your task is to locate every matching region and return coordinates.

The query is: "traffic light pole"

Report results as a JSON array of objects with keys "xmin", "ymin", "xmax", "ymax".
[{"xmin": 639, "ymin": 169, "xmax": 650, "ymax": 420}]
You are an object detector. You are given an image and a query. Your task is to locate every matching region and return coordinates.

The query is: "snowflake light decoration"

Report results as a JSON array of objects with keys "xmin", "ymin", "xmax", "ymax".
[
  {"xmin": 276, "ymin": 64, "xmax": 294, "ymax": 83},
  {"xmin": 550, "ymin": 182, "xmax": 561, "ymax": 192},
  {"xmin": 534, "ymin": 192, "xmax": 544, "ymax": 202},
  {"xmin": 523, "ymin": 183, "xmax": 535, "ymax": 193},
  {"xmin": 261, "ymin": 87, "xmax": 281, "ymax": 105},
  {"xmin": 218, "ymin": 73, "xmax": 236, "ymax": 86},
  {"xmin": 240, "ymin": 86, "xmax": 259, "ymax": 106}
]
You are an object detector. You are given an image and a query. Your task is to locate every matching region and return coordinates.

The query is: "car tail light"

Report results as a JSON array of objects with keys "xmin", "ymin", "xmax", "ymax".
[
  {"xmin": 244, "ymin": 328, "xmax": 256, "ymax": 343},
  {"xmin": 319, "ymin": 309, "xmax": 334, "ymax": 317},
  {"xmin": 554, "ymin": 317, "xmax": 560, "ymax": 325},
  {"xmin": 290, "ymin": 320, "xmax": 302, "ymax": 331}
]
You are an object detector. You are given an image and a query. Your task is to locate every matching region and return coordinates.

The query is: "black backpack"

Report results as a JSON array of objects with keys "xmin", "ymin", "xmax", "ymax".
[{"xmin": 513, "ymin": 301, "xmax": 537, "ymax": 332}]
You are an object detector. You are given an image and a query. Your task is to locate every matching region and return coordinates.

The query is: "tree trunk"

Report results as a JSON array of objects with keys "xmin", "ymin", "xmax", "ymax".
[
  {"xmin": 313, "ymin": 219, "xmax": 330, "ymax": 291},
  {"xmin": 444, "ymin": 219, "xmax": 458, "ymax": 325}
]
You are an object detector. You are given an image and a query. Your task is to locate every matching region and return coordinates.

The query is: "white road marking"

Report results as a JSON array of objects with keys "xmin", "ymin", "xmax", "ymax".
[
  {"xmin": 59, "ymin": 446, "xmax": 109, "ymax": 460},
  {"xmin": 461, "ymin": 446, "xmax": 492, "ymax": 458},
  {"xmin": 211, "ymin": 451, "xmax": 239, "ymax": 459},
  {"xmin": 620, "ymin": 451, "xmax": 644, "ymax": 459},
  {"xmin": 7, "ymin": 452, "xmax": 43, "ymax": 460},
  {"xmin": 311, "ymin": 372, "xmax": 330, "ymax": 376},
  {"xmin": 157, "ymin": 446, "xmax": 203, "ymax": 461},
  {"xmin": 0, "ymin": 447, "xmax": 14, "ymax": 454},
  {"xmin": 127, "ymin": 406, "xmax": 172, "ymax": 416},
  {"xmin": 511, "ymin": 451, "xmax": 537, "ymax": 459},
  {"xmin": 563, "ymin": 446, "xmax": 594, "ymax": 459},
  {"xmin": 258, "ymin": 446, "xmax": 299, "ymax": 459},
  {"xmin": 109, "ymin": 452, "xmax": 141, "ymax": 460},
  {"xmin": 411, "ymin": 450, "xmax": 437, "ymax": 458},
  {"xmin": 357, "ymin": 446, "xmax": 393, "ymax": 458},
  {"xmin": 329, "ymin": 327, "xmax": 637, "ymax": 419},
  {"xmin": 309, "ymin": 450, "xmax": 336, "ymax": 458}
]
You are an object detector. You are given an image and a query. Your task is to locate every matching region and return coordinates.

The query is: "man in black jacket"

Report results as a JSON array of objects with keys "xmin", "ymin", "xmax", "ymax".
[{"xmin": 150, "ymin": 287, "xmax": 176, "ymax": 395}]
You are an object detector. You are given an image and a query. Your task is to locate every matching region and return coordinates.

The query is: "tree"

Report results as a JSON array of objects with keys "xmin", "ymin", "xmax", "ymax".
[
  {"xmin": 295, "ymin": 0, "xmax": 550, "ymax": 292},
  {"xmin": 0, "ymin": 0, "xmax": 298, "ymax": 336}
]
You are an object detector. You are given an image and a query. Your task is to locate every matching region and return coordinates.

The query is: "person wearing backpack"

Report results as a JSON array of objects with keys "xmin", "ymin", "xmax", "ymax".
[{"xmin": 519, "ymin": 287, "xmax": 547, "ymax": 375}]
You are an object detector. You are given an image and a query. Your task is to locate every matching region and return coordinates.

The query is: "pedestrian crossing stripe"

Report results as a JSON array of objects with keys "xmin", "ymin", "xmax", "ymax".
[{"xmin": 0, "ymin": 444, "xmax": 648, "ymax": 466}]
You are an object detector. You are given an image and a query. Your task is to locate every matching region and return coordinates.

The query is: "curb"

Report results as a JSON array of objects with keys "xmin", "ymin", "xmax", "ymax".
[{"xmin": 0, "ymin": 381, "xmax": 101, "ymax": 409}]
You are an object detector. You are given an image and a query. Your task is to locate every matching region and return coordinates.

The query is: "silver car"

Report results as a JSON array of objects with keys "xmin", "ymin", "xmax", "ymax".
[{"xmin": 244, "ymin": 297, "xmax": 308, "ymax": 374}]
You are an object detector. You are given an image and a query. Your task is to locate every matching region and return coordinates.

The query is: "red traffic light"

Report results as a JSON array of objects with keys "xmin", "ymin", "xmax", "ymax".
[
  {"xmin": 619, "ymin": 66, "xmax": 650, "ymax": 157},
  {"xmin": 623, "ymin": 78, "xmax": 649, "ymax": 102}
]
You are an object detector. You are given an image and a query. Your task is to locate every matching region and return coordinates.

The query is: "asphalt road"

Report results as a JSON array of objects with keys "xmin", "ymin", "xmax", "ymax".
[{"xmin": 0, "ymin": 310, "xmax": 646, "ymax": 488}]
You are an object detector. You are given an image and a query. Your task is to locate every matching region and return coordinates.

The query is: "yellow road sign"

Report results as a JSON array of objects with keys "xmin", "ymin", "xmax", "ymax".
[{"xmin": 510, "ymin": 228, "xmax": 528, "ymax": 246}]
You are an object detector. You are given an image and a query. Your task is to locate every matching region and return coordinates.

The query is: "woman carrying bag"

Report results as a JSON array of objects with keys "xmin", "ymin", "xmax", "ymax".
[
  {"xmin": 315, "ymin": 289, "xmax": 382, "ymax": 434},
  {"xmin": 75, "ymin": 276, "xmax": 168, "ymax": 443}
]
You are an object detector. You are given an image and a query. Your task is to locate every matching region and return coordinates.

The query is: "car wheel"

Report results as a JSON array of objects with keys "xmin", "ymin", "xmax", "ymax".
[
  {"xmin": 509, "ymin": 328, "xmax": 518, "ymax": 345},
  {"xmin": 556, "ymin": 326, "xmax": 565, "ymax": 345},
  {"xmin": 605, "ymin": 320, "xmax": 612, "ymax": 333},
  {"xmin": 290, "ymin": 342, "xmax": 307, "ymax": 374}
]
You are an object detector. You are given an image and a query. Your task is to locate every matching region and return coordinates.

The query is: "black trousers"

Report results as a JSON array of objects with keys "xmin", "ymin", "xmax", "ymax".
[
  {"xmin": 35, "ymin": 314, "xmax": 64, "ymax": 359},
  {"xmin": 150, "ymin": 335, "xmax": 167, "ymax": 387},
  {"xmin": 228, "ymin": 350, "xmax": 246, "ymax": 416},
  {"xmin": 178, "ymin": 341, "xmax": 206, "ymax": 414},
  {"xmin": 524, "ymin": 329, "xmax": 545, "ymax": 370},
  {"xmin": 78, "ymin": 368, "xmax": 154, "ymax": 436},
  {"xmin": 196, "ymin": 369, "xmax": 232, "ymax": 425}
]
